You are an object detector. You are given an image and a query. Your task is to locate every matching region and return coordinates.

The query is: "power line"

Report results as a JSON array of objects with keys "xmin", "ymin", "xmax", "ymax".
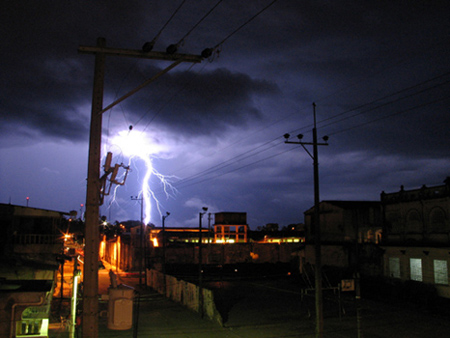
[
  {"xmin": 317, "ymin": 71, "xmax": 450, "ymax": 129},
  {"xmin": 172, "ymin": 144, "xmax": 297, "ymax": 191},
  {"xmin": 321, "ymin": 78, "xmax": 450, "ymax": 131},
  {"xmin": 328, "ymin": 94, "xmax": 450, "ymax": 137},
  {"xmin": 142, "ymin": 0, "xmax": 188, "ymax": 52},
  {"xmin": 167, "ymin": 0, "xmax": 224, "ymax": 54},
  {"xmin": 162, "ymin": 76, "xmax": 450, "ymax": 193},
  {"xmin": 201, "ymin": 0, "xmax": 279, "ymax": 58},
  {"xmin": 172, "ymin": 139, "xmax": 285, "ymax": 190}
]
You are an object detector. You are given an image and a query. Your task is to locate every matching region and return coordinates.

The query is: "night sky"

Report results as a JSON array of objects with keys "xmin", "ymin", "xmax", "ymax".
[{"xmin": 1, "ymin": 1, "xmax": 450, "ymax": 228}]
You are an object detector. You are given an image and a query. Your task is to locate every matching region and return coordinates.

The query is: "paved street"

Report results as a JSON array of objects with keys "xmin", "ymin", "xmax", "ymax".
[{"xmin": 49, "ymin": 262, "xmax": 450, "ymax": 337}]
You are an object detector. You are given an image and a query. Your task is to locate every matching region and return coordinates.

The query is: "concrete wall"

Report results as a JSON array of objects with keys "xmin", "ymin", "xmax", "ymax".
[
  {"xmin": 301, "ymin": 244, "xmax": 350, "ymax": 269},
  {"xmin": 154, "ymin": 242, "xmax": 302, "ymax": 266},
  {"xmin": 0, "ymin": 291, "xmax": 48, "ymax": 337},
  {"xmin": 383, "ymin": 246, "xmax": 450, "ymax": 298},
  {"xmin": 146, "ymin": 269, "xmax": 223, "ymax": 326}
]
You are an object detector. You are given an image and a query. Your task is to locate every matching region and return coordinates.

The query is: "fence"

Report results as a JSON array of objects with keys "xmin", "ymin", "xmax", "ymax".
[{"xmin": 146, "ymin": 269, "xmax": 223, "ymax": 326}]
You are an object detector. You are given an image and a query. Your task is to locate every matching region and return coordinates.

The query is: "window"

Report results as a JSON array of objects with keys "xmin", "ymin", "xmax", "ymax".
[
  {"xmin": 434, "ymin": 260, "xmax": 448, "ymax": 285},
  {"xmin": 430, "ymin": 208, "xmax": 446, "ymax": 231},
  {"xmin": 389, "ymin": 257, "xmax": 400, "ymax": 278},
  {"xmin": 406, "ymin": 210, "xmax": 422, "ymax": 233},
  {"xmin": 410, "ymin": 258, "xmax": 422, "ymax": 281}
]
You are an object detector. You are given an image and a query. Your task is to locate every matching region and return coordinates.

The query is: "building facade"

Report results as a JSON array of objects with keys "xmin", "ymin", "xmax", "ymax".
[
  {"xmin": 0, "ymin": 203, "xmax": 70, "ymax": 337},
  {"xmin": 304, "ymin": 200, "xmax": 382, "ymax": 244},
  {"xmin": 381, "ymin": 178, "xmax": 450, "ymax": 298}
]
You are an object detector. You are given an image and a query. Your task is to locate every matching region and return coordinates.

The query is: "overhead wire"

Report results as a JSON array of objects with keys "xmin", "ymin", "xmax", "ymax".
[
  {"xmin": 171, "ymin": 142, "xmax": 298, "ymax": 191},
  {"xmin": 111, "ymin": 1, "xmax": 448, "ymax": 198},
  {"xmin": 154, "ymin": 0, "xmax": 188, "ymax": 42},
  {"xmin": 167, "ymin": 0, "xmax": 224, "ymax": 54},
  {"xmin": 172, "ymin": 139, "xmax": 285, "ymax": 191},
  {"xmin": 320, "ymin": 77, "xmax": 450, "ymax": 132},
  {"xmin": 165, "ymin": 72, "xmax": 450, "ymax": 193},
  {"xmin": 201, "ymin": 0, "xmax": 279, "ymax": 58},
  {"xmin": 316, "ymin": 71, "xmax": 450, "ymax": 130},
  {"xmin": 110, "ymin": 0, "xmax": 190, "ymax": 134},
  {"xmin": 328, "ymin": 94, "xmax": 450, "ymax": 137}
]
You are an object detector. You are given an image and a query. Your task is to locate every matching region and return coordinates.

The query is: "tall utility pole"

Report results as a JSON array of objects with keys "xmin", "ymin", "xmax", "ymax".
[
  {"xmin": 82, "ymin": 37, "xmax": 105, "ymax": 338},
  {"xmin": 78, "ymin": 38, "xmax": 203, "ymax": 338},
  {"xmin": 198, "ymin": 207, "xmax": 208, "ymax": 318},
  {"xmin": 284, "ymin": 103, "xmax": 328, "ymax": 338},
  {"xmin": 162, "ymin": 211, "xmax": 170, "ymax": 295},
  {"xmin": 131, "ymin": 196, "xmax": 144, "ymax": 285}
]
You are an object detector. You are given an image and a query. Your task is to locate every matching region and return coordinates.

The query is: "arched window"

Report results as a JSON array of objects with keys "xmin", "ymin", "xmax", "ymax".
[
  {"xmin": 375, "ymin": 229, "xmax": 382, "ymax": 244},
  {"xmin": 406, "ymin": 209, "xmax": 422, "ymax": 233},
  {"xmin": 429, "ymin": 208, "xmax": 446, "ymax": 232}
]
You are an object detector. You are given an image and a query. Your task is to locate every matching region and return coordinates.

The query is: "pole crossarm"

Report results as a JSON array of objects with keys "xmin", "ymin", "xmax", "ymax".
[
  {"xmin": 284, "ymin": 140, "xmax": 328, "ymax": 160},
  {"xmin": 285, "ymin": 141, "xmax": 328, "ymax": 146},
  {"xmin": 78, "ymin": 45, "xmax": 204, "ymax": 63}
]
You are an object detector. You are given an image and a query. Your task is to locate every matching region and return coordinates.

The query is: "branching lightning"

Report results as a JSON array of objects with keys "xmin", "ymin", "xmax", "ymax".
[{"xmin": 109, "ymin": 128, "xmax": 176, "ymax": 224}]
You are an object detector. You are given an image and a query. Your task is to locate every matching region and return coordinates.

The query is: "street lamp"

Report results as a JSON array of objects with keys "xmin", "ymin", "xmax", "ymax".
[
  {"xmin": 162, "ymin": 211, "xmax": 170, "ymax": 294},
  {"xmin": 284, "ymin": 103, "xmax": 328, "ymax": 338},
  {"xmin": 198, "ymin": 207, "xmax": 208, "ymax": 317}
]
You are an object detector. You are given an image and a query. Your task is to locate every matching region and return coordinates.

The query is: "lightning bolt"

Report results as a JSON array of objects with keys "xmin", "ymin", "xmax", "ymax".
[{"xmin": 109, "ymin": 128, "xmax": 176, "ymax": 224}]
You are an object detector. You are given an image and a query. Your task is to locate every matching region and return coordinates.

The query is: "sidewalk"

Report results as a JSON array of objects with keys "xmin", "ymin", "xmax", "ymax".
[{"xmin": 49, "ymin": 261, "xmax": 259, "ymax": 338}]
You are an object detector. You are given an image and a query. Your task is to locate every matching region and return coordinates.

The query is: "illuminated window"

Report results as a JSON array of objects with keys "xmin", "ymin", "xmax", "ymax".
[
  {"xmin": 389, "ymin": 257, "xmax": 400, "ymax": 278},
  {"xmin": 410, "ymin": 258, "xmax": 422, "ymax": 281},
  {"xmin": 434, "ymin": 260, "xmax": 448, "ymax": 285}
]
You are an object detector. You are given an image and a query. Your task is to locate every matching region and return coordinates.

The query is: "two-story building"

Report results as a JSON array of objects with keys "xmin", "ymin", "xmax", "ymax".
[
  {"xmin": 301, "ymin": 201, "xmax": 383, "ymax": 278},
  {"xmin": 0, "ymin": 203, "xmax": 70, "ymax": 337},
  {"xmin": 381, "ymin": 178, "xmax": 450, "ymax": 298}
]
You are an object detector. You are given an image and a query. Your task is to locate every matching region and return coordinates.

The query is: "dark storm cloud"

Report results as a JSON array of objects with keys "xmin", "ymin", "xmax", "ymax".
[
  {"xmin": 0, "ymin": 55, "xmax": 91, "ymax": 145},
  {"xmin": 1, "ymin": 1, "xmax": 155, "ymax": 146},
  {"xmin": 119, "ymin": 66, "xmax": 280, "ymax": 136},
  {"xmin": 2, "ymin": 0, "xmax": 450, "ymax": 226}
]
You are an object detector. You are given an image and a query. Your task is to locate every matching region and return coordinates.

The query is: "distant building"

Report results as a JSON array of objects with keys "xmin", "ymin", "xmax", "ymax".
[
  {"xmin": 214, "ymin": 212, "xmax": 248, "ymax": 243},
  {"xmin": 300, "ymin": 201, "xmax": 383, "ymax": 278},
  {"xmin": 0, "ymin": 203, "xmax": 70, "ymax": 337},
  {"xmin": 304, "ymin": 200, "xmax": 382, "ymax": 244},
  {"xmin": 147, "ymin": 212, "xmax": 249, "ymax": 245},
  {"xmin": 381, "ymin": 178, "xmax": 450, "ymax": 298},
  {"xmin": 252, "ymin": 223, "xmax": 305, "ymax": 244}
]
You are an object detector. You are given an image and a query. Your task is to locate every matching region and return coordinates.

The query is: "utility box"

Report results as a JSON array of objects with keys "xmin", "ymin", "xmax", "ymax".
[{"xmin": 107, "ymin": 284, "xmax": 134, "ymax": 330}]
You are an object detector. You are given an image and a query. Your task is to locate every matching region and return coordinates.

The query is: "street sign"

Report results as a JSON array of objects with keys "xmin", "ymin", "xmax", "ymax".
[{"xmin": 341, "ymin": 279, "xmax": 355, "ymax": 292}]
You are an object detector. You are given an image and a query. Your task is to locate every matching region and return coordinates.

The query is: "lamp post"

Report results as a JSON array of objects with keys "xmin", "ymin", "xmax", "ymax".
[
  {"xmin": 162, "ymin": 211, "xmax": 170, "ymax": 294},
  {"xmin": 198, "ymin": 207, "xmax": 208, "ymax": 317},
  {"xmin": 131, "ymin": 195, "xmax": 144, "ymax": 285},
  {"xmin": 284, "ymin": 103, "xmax": 328, "ymax": 338}
]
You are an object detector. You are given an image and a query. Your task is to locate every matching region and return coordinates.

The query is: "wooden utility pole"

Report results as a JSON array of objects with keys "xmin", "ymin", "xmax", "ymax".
[
  {"xmin": 82, "ymin": 37, "xmax": 105, "ymax": 338},
  {"xmin": 79, "ymin": 38, "xmax": 203, "ymax": 338}
]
